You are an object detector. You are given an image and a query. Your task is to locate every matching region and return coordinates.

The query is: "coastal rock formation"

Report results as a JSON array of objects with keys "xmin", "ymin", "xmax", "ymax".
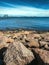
[
  {"xmin": 0, "ymin": 30, "xmax": 49, "ymax": 65},
  {"xmin": 4, "ymin": 41, "xmax": 34, "ymax": 65}
]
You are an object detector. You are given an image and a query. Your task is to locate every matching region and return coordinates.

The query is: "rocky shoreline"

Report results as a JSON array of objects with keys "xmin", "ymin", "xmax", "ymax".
[{"xmin": 0, "ymin": 30, "xmax": 49, "ymax": 65}]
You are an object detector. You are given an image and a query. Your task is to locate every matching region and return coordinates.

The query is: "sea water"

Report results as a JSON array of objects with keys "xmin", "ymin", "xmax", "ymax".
[{"xmin": 0, "ymin": 17, "xmax": 49, "ymax": 31}]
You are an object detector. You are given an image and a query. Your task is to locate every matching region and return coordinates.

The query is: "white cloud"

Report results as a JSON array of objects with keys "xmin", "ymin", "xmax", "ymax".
[{"xmin": 0, "ymin": 5, "xmax": 49, "ymax": 17}]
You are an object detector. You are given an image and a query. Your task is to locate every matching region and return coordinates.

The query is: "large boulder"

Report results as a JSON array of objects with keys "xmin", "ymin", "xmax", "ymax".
[
  {"xmin": 4, "ymin": 41, "xmax": 34, "ymax": 65},
  {"xmin": 32, "ymin": 48, "xmax": 49, "ymax": 65}
]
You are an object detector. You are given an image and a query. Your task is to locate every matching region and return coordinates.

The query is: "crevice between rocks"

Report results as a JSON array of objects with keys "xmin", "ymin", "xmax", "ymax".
[
  {"xmin": 0, "ymin": 47, "xmax": 7, "ymax": 65},
  {"xmin": 27, "ymin": 49, "xmax": 49, "ymax": 65}
]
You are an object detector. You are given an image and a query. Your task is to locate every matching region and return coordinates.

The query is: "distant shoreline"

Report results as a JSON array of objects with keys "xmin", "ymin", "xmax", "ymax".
[
  {"xmin": 0, "ymin": 16, "xmax": 49, "ymax": 19},
  {"xmin": 0, "ymin": 28, "xmax": 49, "ymax": 33}
]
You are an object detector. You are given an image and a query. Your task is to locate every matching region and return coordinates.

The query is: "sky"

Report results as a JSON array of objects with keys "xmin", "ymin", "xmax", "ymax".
[{"xmin": 0, "ymin": 0, "xmax": 49, "ymax": 17}]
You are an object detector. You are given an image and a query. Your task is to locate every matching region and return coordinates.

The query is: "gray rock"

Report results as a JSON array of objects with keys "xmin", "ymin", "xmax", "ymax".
[{"xmin": 4, "ymin": 41, "xmax": 34, "ymax": 65}]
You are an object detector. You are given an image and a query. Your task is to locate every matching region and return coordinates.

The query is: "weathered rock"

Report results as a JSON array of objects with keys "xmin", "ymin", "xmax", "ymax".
[
  {"xmin": 0, "ymin": 32, "xmax": 3, "ymax": 36},
  {"xmin": 24, "ymin": 31, "xmax": 30, "ymax": 34},
  {"xmin": 44, "ymin": 44, "xmax": 49, "ymax": 50},
  {"xmin": 0, "ymin": 36, "xmax": 7, "ymax": 49},
  {"xmin": 0, "ymin": 37, "xmax": 14, "ymax": 48},
  {"xmin": 24, "ymin": 34, "xmax": 33, "ymax": 41},
  {"xmin": 4, "ymin": 41, "xmax": 34, "ymax": 65},
  {"xmin": 6, "ymin": 38, "xmax": 14, "ymax": 43},
  {"xmin": 39, "ymin": 41, "xmax": 49, "ymax": 47},
  {"xmin": 0, "ymin": 36, "xmax": 4, "ymax": 44},
  {"xmin": 33, "ymin": 34, "xmax": 41, "ymax": 39},
  {"xmin": 44, "ymin": 36, "xmax": 49, "ymax": 42},
  {"xmin": 28, "ymin": 39, "xmax": 39, "ymax": 48},
  {"xmin": 32, "ymin": 48, "xmax": 49, "ymax": 65},
  {"xmin": 40, "ymin": 33, "xmax": 49, "ymax": 42}
]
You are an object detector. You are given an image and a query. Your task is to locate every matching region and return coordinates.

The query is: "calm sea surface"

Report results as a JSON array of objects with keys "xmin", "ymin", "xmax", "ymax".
[{"xmin": 0, "ymin": 17, "xmax": 49, "ymax": 31}]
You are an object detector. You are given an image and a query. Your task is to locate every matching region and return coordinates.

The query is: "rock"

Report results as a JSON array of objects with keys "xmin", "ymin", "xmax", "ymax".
[
  {"xmin": 33, "ymin": 34, "xmax": 41, "ymax": 39},
  {"xmin": 39, "ymin": 41, "xmax": 49, "ymax": 47},
  {"xmin": 13, "ymin": 34, "xmax": 19, "ymax": 39},
  {"xmin": 22, "ymin": 36, "xmax": 39, "ymax": 48},
  {"xmin": 24, "ymin": 31, "xmax": 30, "ymax": 35},
  {"xmin": 0, "ymin": 36, "xmax": 4, "ymax": 43},
  {"xmin": 0, "ymin": 43, "xmax": 5, "ymax": 49},
  {"xmin": 32, "ymin": 48, "xmax": 49, "ymax": 65},
  {"xmin": 28, "ymin": 39, "xmax": 39, "ymax": 48},
  {"xmin": 0, "ymin": 32, "xmax": 3, "ymax": 36},
  {"xmin": 0, "ymin": 36, "xmax": 7, "ymax": 49},
  {"xmin": 44, "ymin": 36, "xmax": 49, "ymax": 42},
  {"xmin": 44, "ymin": 44, "xmax": 49, "ymax": 50},
  {"xmin": 4, "ymin": 41, "xmax": 34, "ymax": 65},
  {"xmin": 4, "ymin": 37, "xmax": 14, "ymax": 43},
  {"xmin": 26, "ymin": 34, "xmax": 34, "ymax": 40},
  {"xmin": 0, "ymin": 36, "xmax": 14, "ymax": 49},
  {"xmin": 41, "ymin": 33, "xmax": 49, "ymax": 42}
]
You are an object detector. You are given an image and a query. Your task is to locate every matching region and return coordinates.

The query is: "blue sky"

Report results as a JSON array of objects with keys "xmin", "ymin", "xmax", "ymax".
[{"xmin": 0, "ymin": 0, "xmax": 49, "ymax": 17}]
